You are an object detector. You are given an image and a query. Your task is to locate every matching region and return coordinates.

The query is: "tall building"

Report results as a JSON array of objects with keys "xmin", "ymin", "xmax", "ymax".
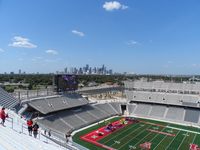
[
  {"xmin": 64, "ymin": 67, "xmax": 68, "ymax": 73},
  {"xmin": 63, "ymin": 64, "xmax": 114, "ymax": 75},
  {"xmin": 19, "ymin": 69, "xmax": 21, "ymax": 74},
  {"xmin": 86, "ymin": 64, "xmax": 89, "ymax": 71}
]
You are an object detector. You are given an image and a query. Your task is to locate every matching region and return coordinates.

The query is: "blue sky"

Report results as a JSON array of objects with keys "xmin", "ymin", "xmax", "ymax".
[{"xmin": 0, "ymin": 0, "xmax": 200, "ymax": 74}]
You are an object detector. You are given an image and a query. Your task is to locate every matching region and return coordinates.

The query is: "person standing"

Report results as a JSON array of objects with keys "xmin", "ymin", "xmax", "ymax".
[
  {"xmin": 48, "ymin": 129, "xmax": 51, "ymax": 137},
  {"xmin": 0, "ymin": 107, "xmax": 8, "ymax": 126},
  {"xmin": 32, "ymin": 122, "xmax": 39, "ymax": 138},
  {"xmin": 27, "ymin": 119, "xmax": 33, "ymax": 136}
]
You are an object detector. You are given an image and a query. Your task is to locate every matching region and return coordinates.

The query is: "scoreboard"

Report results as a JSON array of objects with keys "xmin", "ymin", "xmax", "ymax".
[{"xmin": 54, "ymin": 74, "xmax": 78, "ymax": 92}]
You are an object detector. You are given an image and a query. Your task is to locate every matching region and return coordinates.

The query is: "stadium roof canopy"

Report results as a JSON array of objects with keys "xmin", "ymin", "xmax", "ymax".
[{"xmin": 27, "ymin": 94, "xmax": 88, "ymax": 114}]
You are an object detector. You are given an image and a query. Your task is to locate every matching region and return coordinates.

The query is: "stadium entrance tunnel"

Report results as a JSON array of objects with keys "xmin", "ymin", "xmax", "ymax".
[{"xmin": 121, "ymin": 105, "xmax": 126, "ymax": 114}]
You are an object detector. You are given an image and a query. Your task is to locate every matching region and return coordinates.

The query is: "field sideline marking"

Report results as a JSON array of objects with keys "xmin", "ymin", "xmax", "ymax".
[
  {"xmin": 102, "ymin": 122, "xmax": 139, "ymax": 144},
  {"xmin": 116, "ymin": 125, "xmax": 153, "ymax": 149},
  {"xmin": 165, "ymin": 130, "xmax": 181, "ymax": 150},
  {"xmin": 177, "ymin": 132, "xmax": 188, "ymax": 150},
  {"xmin": 110, "ymin": 124, "xmax": 150, "ymax": 147},
  {"xmin": 166, "ymin": 126, "xmax": 200, "ymax": 135}
]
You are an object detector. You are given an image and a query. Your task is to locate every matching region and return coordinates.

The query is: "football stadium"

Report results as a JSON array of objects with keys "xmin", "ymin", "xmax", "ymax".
[
  {"xmin": 1, "ymin": 1, "xmax": 200, "ymax": 149},
  {"xmin": 1, "ymin": 76, "xmax": 200, "ymax": 150}
]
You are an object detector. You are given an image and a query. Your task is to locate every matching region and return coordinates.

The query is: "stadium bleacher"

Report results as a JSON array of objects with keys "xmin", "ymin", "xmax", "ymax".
[
  {"xmin": 37, "ymin": 103, "xmax": 121, "ymax": 135},
  {"xmin": 127, "ymin": 104, "xmax": 137, "ymax": 114},
  {"xmin": 149, "ymin": 105, "xmax": 167, "ymax": 118},
  {"xmin": 125, "ymin": 90, "xmax": 200, "ymax": 108},
  {"xmin": 125, "ymin": 81, "xmax": 200, "ymax": 124},
  {"xmin": 134, "ymin": 103, "xmax": 152, "ymax": 116},
  {"xmin": 0, "ymin": 87, "xmax": 19, "ymax": 109},
  {"xmin": 184, "ymin": 108, "xmax": 200, "ymax": 123},
  {"xmin": 109, "ymin": 103, "xmax": 122, "ymax": 114},
  {"xmin": 124, "ymin": 80, "xmax": 200, "ymax": 94},
  {"xmin": 165, "ymin": 107, "xmax": 185, "ymax": 121},
  {"xmin": 27, "ymin": 93, "xmax": 88, "ymax": 114}
]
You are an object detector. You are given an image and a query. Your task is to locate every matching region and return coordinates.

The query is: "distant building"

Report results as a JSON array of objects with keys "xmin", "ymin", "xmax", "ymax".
[{"xmin": 62, "ymin": 64, "xmax": 115, "ymax": 75}]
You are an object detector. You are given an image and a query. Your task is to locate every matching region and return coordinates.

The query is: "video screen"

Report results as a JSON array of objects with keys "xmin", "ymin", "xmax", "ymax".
[{"xmin": 54, "ymin": 75, "xmax": 78, "ymax": 92}]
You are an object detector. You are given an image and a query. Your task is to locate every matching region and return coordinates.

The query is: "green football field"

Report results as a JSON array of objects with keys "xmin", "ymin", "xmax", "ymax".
[{"xmin": 73, "ymin": 117, "xmax": 200, "ymax": 150}]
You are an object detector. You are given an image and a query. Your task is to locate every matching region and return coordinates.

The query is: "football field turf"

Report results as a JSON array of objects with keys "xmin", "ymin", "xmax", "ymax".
[{"xmin": 73, "ymin": 117, "xmax": 200, "ymax": 150}]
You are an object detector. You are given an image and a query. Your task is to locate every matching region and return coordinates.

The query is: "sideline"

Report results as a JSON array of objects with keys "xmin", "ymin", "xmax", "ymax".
[{"xmin": 166, "ymin": 126, "xmax": 200, "ymax": 135}]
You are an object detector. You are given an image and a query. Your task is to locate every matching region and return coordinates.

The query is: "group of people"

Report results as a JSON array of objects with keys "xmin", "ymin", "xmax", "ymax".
[
  {"xmin": 27, "ymin": 119, "xmax": 39, "ymax": 138},
  {"xmin": 1, "ymin": 107, "xmax": 40, "ymax": 139}
]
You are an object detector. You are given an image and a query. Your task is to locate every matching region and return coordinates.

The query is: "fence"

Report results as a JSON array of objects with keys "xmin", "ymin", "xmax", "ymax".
[
  {"xmin": 12, "ymin": 89, "xmax": 57, "ymax": 101},
  {"xmin": 4, "ymin": 115, "xmax": 79, "ymax": 150}
]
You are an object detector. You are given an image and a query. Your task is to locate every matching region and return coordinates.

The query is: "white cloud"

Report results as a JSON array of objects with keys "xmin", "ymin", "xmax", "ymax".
[
  {"xmin": 103, "ymin": 1, "xmax": 128, "ymax": 11},
  {"xmin": 72, "ymin": 30, "xmax": 85, "ymax": 37},
  {"xmin": 126, "ymin": 40, "xmax": 140, "ymax": 46},
  {"xmin": 45, "ymin": 49, "xmax": 58, "ymax": 55},
  {"xmin": 9, "ymin": 36, "xmax": 37, "ymax": 48},
  {"xmin": 0, "ymin": 48, "xmax": 5, "ymax": 52}
]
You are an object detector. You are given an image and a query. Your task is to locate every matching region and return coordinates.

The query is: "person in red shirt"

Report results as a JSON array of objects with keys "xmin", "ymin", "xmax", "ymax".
[
  {"xmin": 0, "ymin": 107, "xmax": 8, "ymax": 126},
  {"xmin": 27, "ymin": 119, "xmax": 33, "ymax": 136}
]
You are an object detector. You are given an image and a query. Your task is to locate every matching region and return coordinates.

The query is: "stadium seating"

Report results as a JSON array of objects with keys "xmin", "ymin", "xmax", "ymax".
[
  {"xmin": 38, "ymin": 116, "xmax": 72, "ymax": 134},
  {"xmin": 27, "ymin": 93, "xmax": 88, "ymax": 114},
  {"xmin": 109, "ymin": 103, "xmax": 122, "ymax": 114},
  {"xmin": 94, "ymin": 103, "xmax": 117, "ymax": 116},
  {"xmin": 128, "ymin": 102, "xmax": 200, "ymax": 124},
  {"xmin": 184, "ymin": 108, "xmax": 200, "ymax": 123},
  {"xmin": 37, "ymin": 103, "xmax": 121, "ymax": 135},
  {"xmin": 124, "ymin": 81, "xmax": 200, "ymax": 94},
  {"xmin": 0, "ymin": 87, "xmax": 19, "ymax": 109},
  {"xmin": 73, "ymin": 107, "xmax": 98, "ymax": 125},
  {"xmin": 134, "ymin": 103, "xmax": 152, "ymax": 116},
  {"xmin": 149, "ymin": 105, "xmax": 167, "ymax": 118},
  {"xmin": 126, "ymin": 90, "xmax": 200, "ymax": 108},
  {"xmin": 127, "ymin": 104, "xmax": 136, "ymax": 114},
  {"xmin": 165, "ymin": 107, "xmax": 185, "ymax": 121}
]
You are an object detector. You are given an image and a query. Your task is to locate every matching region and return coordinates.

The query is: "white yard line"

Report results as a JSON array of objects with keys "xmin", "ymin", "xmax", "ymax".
[
  {"xmin": 191, "ymin": 134, "xmax": 197, "ymax": 144},
  {"xmin": 177, "ymin": 132, "xmax": 188, "ymax": 150},
  {"xmin": 103, "ymin": 123, "xmax": 138, "ymax": 144},
  {"xmin": 110, "ymin": 124, "xmax": 147, "ymax": 147},
  {"xmin": 117, "ymin": 125, "xmax": 153, "ymax": 149},
  {"xmin": 165, "ymin": 130, "xmax": 181, "ymax": 150},
  {"xmin": 153, "ymin": 135, "xmax": 167, "ymax": 150},
  {"xmin": 149, "ymin": 125, "xmax": 169, "ymax": 142},
  {"xmin": 131, "ymin": 131, "xmax": 153, "ymax": 148},
  {"xmin": 148, "ymin": 126, "xmax": 169, "ymax": 150}
]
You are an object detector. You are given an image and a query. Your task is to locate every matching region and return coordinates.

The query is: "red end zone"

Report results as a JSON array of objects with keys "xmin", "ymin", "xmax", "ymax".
[{"xmin": 80, "ymin": 118, "xmax": 137, "ymax": 150}]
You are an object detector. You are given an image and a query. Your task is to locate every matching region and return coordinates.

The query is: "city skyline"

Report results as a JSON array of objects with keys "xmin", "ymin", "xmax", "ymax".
[
  {"xmin": 60, "ymin": 64, "xmax": 113, "ymax": 75},
  {"xmin": 0, "ymin": 1, "xmax": 200, "ymax": 75},
  {"xmin": 2, "ymin": 64, "xmax": 115, "ymax": 75}
]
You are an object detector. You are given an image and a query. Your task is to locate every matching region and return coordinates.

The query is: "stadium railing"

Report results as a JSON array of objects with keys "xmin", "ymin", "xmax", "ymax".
[{"xmin": 5, "ymin": 114, "xmax": 80, "ymax": 150}]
